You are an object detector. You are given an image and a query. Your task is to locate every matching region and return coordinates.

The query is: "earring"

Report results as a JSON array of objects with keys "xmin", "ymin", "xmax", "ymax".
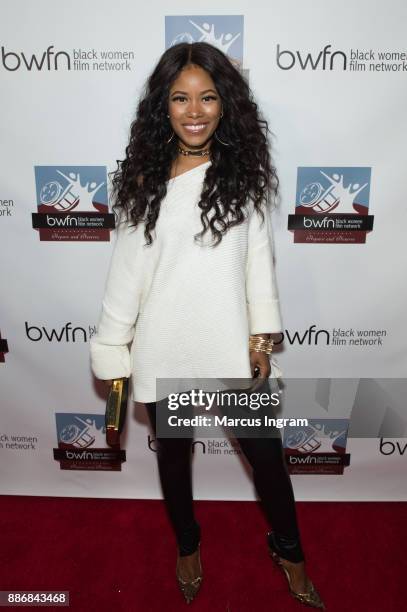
[
  {"xmin": 214, "ymin": 130, "xmax": 230, "ymax": 146},
  {"xmin": 165, "ymin": 113, "xmax": 174, "ymax": 143},
  {"xmin": 220, "ymin": 109, "xmax": 224, "ymax": 119}
]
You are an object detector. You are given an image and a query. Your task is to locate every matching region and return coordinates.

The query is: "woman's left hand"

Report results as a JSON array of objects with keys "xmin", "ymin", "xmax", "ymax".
[{"xmin": 249, "ymin": 350, "xmax": 271, "ymax": 379}]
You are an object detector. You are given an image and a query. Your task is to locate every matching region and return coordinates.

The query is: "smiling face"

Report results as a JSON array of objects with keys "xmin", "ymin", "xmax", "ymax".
[{"xmin": 168, "ymin": 64, "xmax": 222, "ymax": 152}]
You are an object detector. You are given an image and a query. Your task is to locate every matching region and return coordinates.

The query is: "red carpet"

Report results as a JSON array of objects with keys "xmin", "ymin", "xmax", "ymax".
[{"xmin": 0, "ymin": 497, "xmax": 404, "ymax": 611}]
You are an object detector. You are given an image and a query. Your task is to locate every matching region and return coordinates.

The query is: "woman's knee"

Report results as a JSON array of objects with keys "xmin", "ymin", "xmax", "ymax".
[
  {"xmin": 155, "ymin": 436, "xmax": 193, "ymax": 463},
  {"xmin": 238, "ymin": 436, "xmax": 285, "ymax": 468}
]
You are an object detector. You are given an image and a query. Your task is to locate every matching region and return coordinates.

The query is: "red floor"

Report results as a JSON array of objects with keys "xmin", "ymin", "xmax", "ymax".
[{"xmin": 0, "ymin": 497, "xmax": 404, "ymax": 611}]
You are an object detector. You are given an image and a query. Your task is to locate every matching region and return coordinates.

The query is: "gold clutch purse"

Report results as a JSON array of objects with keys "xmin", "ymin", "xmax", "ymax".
[{"xmin": 105, "ymin": 377, "xmax": 129, "ymax": 447}]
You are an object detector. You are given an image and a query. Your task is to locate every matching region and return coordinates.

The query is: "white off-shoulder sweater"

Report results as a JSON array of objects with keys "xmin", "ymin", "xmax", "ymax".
[{"xmin": 90, "ymin": 161, "xmax": 283, "ymax": 402}]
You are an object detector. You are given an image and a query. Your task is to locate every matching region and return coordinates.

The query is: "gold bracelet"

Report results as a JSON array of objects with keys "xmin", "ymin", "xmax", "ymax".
[{"xmin": 249, "ymin": 335, "xmax": 274, "ymax": 355}]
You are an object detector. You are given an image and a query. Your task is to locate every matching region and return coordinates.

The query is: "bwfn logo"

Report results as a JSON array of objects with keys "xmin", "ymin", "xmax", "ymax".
[
  {"xmin": 166, "ymin": 15, "xmax": 244, "ymax": 66},
  {"xmin": 32, "ymin": 165, "xmax": 114, "ymax": 242},
  {"xmin": 275, "ymin": 325, "xmax": 330, "ymax": 346},
  {"xmin": 283, "ymin": 419, "xmax": 350, "ymax": 475},
  {"xmin": 54, "ymin": 413, "xmax": 125, "ymax": 471},
  {"xmin": 1, "ymin": 45, "xmax": 70, "ymax": 71},
  {"xmin": 276, "ymin": 44, "xmax": 347, "ymax": 70},
  {"xmin": 25, "ymin": 322, "xmax": 96, "ymax": 343},
  {"xmin": 379, "ymin": 438, "xmax": 407, "ymax": 456},
  {"xmin": 288, "ymin": 166, "xmax": 374, "ymax": 244}
]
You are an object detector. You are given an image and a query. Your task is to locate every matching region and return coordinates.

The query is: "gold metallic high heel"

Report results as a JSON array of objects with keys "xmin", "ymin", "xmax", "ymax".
[
  {"xmin": 268, "ymin": 537, "xmax": 325, "ymax": 609},
  {"xmin": 176, "ymin": 543, "xmax": 203, "ymax": 604}
]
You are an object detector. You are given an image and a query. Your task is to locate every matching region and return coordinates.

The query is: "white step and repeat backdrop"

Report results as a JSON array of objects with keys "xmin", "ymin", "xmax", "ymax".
[{"xmin": 1, "ymin": 0, "xmax": 406, "ymax": 500}]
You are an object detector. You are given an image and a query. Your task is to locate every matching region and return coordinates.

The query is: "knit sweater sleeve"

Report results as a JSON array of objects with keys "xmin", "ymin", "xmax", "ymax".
[
  {"xmin": 245, "ymin": 202, "xmax": 283, "ymax": 334},
  {"xmin": 89, "ymin": 218, "xmax": 145, "ymax": 380}
]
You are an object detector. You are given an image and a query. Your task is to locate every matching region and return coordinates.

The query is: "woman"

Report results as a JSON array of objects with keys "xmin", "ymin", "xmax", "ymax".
[{"xmin": 90, "ymin": 42, "xmax": 325, "ymax": 608}]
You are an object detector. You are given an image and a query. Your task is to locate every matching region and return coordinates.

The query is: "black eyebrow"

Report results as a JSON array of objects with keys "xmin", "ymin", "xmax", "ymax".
[{"xmin": 170, "ymin": 89, "xmax": 217, "ymax": 95}]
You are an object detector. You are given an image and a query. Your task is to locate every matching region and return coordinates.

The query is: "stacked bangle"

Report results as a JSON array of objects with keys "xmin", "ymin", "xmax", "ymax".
[{"xmin": 249, "ymin": 335, "xmax": 274, "ymax": 354}]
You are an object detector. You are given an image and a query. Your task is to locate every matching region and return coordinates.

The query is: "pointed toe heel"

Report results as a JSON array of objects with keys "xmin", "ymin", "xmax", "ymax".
[
  {"xmin": 268, "ymin": 532, "xmax": 326, "ymax": 610},
  {"xmin": 176, "ymin": 542, "xmax": 203, "ymax": 604},
  {"xmin": 176, "ymin": 572, "xmax": 203, "ymax": 604}
]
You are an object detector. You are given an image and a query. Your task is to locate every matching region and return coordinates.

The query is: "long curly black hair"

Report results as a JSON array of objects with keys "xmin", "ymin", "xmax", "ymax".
[{"xmin": 110, "ymin": 42, "xmax": 279, "ymax": 247}]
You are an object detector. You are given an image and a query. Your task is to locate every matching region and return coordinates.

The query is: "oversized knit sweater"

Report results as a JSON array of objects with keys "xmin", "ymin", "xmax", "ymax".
[{"xmin": 89, "ymin": 160, "xmax": 283, "ymax": 403}]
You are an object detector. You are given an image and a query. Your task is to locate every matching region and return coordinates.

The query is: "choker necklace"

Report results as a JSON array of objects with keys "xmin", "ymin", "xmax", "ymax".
[{"xmin": 178, "ymin": 145, "xmax": 210, "ymax": 157}]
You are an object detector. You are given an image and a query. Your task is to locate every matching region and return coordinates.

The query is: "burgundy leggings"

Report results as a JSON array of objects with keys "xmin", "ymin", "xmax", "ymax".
[{"xmin": 144, "ymin": 400, "xmax": 305, "ymax": 562}]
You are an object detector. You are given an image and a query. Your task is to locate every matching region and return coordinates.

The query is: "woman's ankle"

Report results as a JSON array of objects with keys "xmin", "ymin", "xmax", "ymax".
[
  {"xmin": 267, "ymin": 530, "xmax": 305, "ymax": 564},
  {"xmin": 177, "ymin": 520, "xmax": 201, "ymax": 557}
]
